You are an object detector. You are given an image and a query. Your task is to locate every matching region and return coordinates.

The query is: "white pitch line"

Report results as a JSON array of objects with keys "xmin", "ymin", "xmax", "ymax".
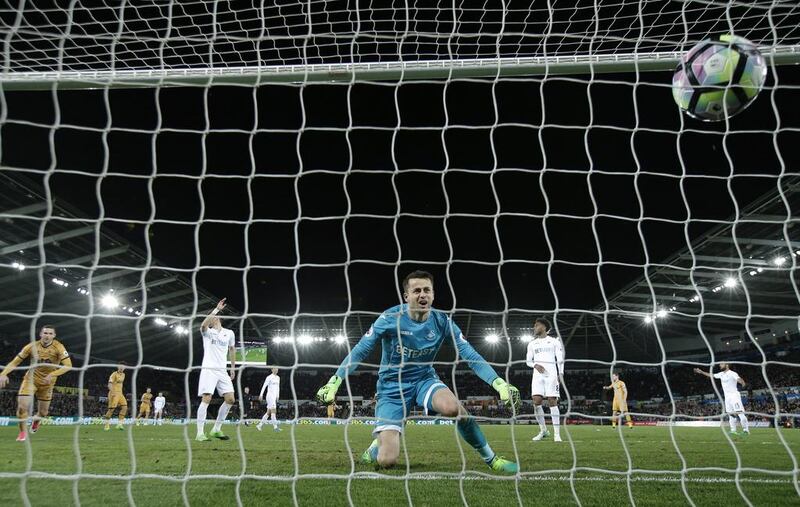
[
  {"xmin": 0, "ymin": 472, "xmax": 793, "ymax": 485},
  {"xmin": 353, "ymin": 475, "xmax": 795, "ymax": 484}
]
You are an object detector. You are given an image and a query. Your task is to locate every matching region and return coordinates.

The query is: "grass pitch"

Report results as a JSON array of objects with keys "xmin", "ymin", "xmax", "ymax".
[{"xmin": 1, "ymin": 423, "xmax": 798, "ymax": 506}]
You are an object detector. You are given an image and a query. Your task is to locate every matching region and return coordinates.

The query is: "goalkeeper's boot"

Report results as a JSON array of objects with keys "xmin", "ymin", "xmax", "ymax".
[
  {"xmin": 196, "ymin": 433, "xmax": 210, "ymax": 442},
  {"xmin": 359, "ymin": 439, "xmax": 379, "ymax": 465},
  {"xmin": 16, "ymin": 431, "xmax": 27, "ymax": 442},
  {"xmin": 209, "ymin": 430, "xmax": 230, "ymax": 440},
  {"xmin": 531, "ymin": 430, "xmax": 550, "ymax": 441},
  {"xmin": 489, "ymin": 455, "xmax": 518, "ymax": 474},
  {"xmin": 30, "ymin": 420, "xmax": 41, "ymax": 433}
]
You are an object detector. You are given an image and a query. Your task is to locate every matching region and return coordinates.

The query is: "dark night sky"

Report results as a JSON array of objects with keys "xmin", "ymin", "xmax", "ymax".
[{"xmin": 2, "ymin": 64, "xmax": 798, "ymax": 319}]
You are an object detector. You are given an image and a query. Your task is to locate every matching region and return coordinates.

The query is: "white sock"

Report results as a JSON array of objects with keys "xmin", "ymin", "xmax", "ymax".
[
  {"xmin": 213, "ymin": 402, "xmax": 232, "ymax": 432},
  {"xmin": 478, "ymin": 443, "xmax": 494, "ymax": 463},
  {"xmin": 729, "ymin": 416, "xmax": 737, "ymax": 433},
  {"xmin": 259, "ymin": 413, "xmax": 269, "ymax": 427},
  {"xmin": 271, "ymin": 412, "xmax": 278, "ymax": 429},
  {"xmin": 197, "ymin": 402, "xmax": 209, "ymax": 436},
  {"xmin": 738, "ymin": 413, "xmax": 749, "ymax": 432},
  {"xmin": 550, "ymin": 406, "xmax": 561, "ymax": 437},
  {"xmin": 535, "ymin": 405, "xmax": 546, "ymax": 432}
]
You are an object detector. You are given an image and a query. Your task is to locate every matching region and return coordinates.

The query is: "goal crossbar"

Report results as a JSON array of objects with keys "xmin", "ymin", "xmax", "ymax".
[{"xmin": 2, "ymin": 45, "xmax": 798, "ymax": 90}]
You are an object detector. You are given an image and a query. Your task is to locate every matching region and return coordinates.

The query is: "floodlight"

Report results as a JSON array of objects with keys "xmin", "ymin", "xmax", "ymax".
[{"xmin": 101, "ymin": 294, "xmax": 119, "ymax": 309}]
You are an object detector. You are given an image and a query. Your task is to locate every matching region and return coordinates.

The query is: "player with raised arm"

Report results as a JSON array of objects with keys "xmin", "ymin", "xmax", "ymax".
[
  {"xmin": 196, "ymin": 299, "xmax": 237, "ymax": 442},
  {"xmin": 104, "ymin": 362, "xmax": 128, "ymax": 431},
  {"xmin": 316, "ymin": 270, "xmax": 521, "ymax": 473},
  {"xmin": 603, "ymin": 372, "xmax": 633, "ymax": 428},
  {"xmin": 526, "ymin": 317, "xmax": 565, "ymax": 442},
  {"xmin": 0, "ymin": 325, "xmax": 72, "ymax": 442},
  {"xmin": 153, "ymin": 392, "xmax": 166, "ymax": 425},
  {"xmin": 136, "ymin": 387, "xmax": 153, "ymax": 426},
  {"xmin": 257, "ymin": 367, "xmax": 281, "ymax": 432},
  {"xmin": 694, "ymin": 362, "xmax": 749, "ymax": 436}
]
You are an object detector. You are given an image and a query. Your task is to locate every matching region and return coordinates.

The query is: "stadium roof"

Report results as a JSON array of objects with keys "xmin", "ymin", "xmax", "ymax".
[
  {"xmin": 1, "ymin": 173, "xmax": 797, "ymax": 368},
  {"xmin": 0, "ymin": 172, "xmax": 253, "ymax": 365},
  {"xmin": 261, "ymin": 177, "xmax": 800, "ymax": 367}
]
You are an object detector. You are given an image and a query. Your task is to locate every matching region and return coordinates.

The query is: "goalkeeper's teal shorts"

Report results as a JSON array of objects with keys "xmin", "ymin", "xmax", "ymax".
[{"xmin": 374, "ymin": 375, "xmax": 447, "ymax": 435}]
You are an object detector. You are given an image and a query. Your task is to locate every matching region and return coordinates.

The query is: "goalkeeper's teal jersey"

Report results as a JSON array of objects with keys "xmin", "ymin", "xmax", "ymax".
[{"xmin": 334, "ymin": 304, "xmax": 498, "ymax": 385}]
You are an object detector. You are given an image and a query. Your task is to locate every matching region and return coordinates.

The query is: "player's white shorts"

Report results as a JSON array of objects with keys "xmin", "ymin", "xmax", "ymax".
[
  {"xmin": 724, "ymin": 392, "xmax": 744, "ymax": 414},
  {"xmin": 531, "ymin": 370, "xmax": 560, "ymax": 398},
  {"xmin": 265, "ymin": 394, "xmax": 277, "ymax": 410},
  {"xmin": 197, "ymin": 368, "xmax": 234, "ymax": 396},
  {"xmin": 154, "ymin": 405, "xmax": 164, "ymax": 415}
]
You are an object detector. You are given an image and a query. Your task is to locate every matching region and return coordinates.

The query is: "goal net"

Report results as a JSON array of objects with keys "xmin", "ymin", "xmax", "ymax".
[{"xmin": 0, "ymin": 1, "xmax": 799, "ymax": 505}]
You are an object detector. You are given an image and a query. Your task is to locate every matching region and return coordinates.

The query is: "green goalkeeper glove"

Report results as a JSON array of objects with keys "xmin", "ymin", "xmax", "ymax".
[
  {"xmin": 316, "ymin": 375, "xmax": 343, "ymax": 404},
  {"xmin": 492, "ymin": 378, "xmax": 521, "ymax": 412}
]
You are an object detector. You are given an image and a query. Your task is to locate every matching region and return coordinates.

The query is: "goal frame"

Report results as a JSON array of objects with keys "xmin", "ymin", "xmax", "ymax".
[{"xmin": 2, "ymin": 45, "xmax": 799, "ymax": 90}]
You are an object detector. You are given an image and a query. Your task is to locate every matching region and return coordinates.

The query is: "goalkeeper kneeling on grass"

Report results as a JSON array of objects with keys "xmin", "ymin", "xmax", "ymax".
[{"xmin": 317, "ymin": 270, "xmax": 521, "ymax": 474}]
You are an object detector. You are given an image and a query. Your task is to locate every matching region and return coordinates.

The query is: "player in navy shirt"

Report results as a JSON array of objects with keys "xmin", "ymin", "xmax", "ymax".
[{"xmin": 317, "ymin": 270, "xmax": 521, "ymax": 473}]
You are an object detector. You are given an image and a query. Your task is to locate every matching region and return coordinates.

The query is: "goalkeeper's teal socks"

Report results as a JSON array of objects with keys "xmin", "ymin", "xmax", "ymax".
[{"xmin": 457, "ymin": 417, "xmax": 494, "ymax": 463}]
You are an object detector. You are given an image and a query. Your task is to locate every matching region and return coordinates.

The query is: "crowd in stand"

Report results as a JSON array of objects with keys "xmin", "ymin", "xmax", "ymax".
[{"xmin": 0, "ymin": 341, "xmax": 797, "ymax": 426}]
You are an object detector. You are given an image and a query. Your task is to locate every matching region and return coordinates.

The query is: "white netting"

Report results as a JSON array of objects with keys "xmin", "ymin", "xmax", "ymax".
[
  {"xmin": 0, "ymin": 0, "xmax": 799, "ymax": 86},
  {"xmin": 1, "ymin": 0, "xmax": 800, "ymax": 71},
  {"xmin": 0, "ymin": 1, "xmax": 799, "ymax": 506}
]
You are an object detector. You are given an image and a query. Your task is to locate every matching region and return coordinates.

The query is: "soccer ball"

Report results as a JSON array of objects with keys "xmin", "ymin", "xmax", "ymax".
[{"xmin": 672, "ymin": 34, "xmax": 767, "ymax": 121}]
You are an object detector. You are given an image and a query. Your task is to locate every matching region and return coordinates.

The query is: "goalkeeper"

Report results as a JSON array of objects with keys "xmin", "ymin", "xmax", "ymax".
[{"xmin": 317, "ymin": 270, "xmax": 520, "ymax": 473}]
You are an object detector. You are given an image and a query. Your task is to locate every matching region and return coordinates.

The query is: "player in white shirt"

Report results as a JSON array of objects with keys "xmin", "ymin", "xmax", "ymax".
[
  {"xmin": 257, "ymin": 367, "xmax": 281, "ymax": 432},
  {"xmin": 196, "ymin": 298, "xmax": 237, "ymax": 442},
  {"xmin": 694, "ymin": 362, "xmax": 749, "ymax": 435},
  {"xmin": 153, "ymin": 392, "xmax": 166, "ymax": 425},
  {"xmin": 526, "ymin": 317, "xmax": 565, "ymax": 442}
]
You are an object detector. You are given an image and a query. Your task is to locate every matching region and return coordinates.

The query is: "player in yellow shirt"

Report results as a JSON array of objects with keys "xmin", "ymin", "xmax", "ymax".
[
  {"xmin": 136, "ymin": 387, "xmax": 153, "ymax": 426},
  {"xmin": 0, "ymin": 325, "xmax": 72, "ymax": 442},
  {"xmin": 104, "ymin": 362, "xmax": 128, "ymax": 431},
  {"xmin": 326, "ymin": 402, "xmax": 340, "ymax": 419},
  {"xmin": 603, "ymin": 372, "xmax": 633, "ymax": 428}
]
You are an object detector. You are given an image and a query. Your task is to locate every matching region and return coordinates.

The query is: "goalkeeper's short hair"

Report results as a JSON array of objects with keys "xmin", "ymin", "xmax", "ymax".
[{"xmin": 402, "ymin": 270, "xmax": 434, "ymax": 291}]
